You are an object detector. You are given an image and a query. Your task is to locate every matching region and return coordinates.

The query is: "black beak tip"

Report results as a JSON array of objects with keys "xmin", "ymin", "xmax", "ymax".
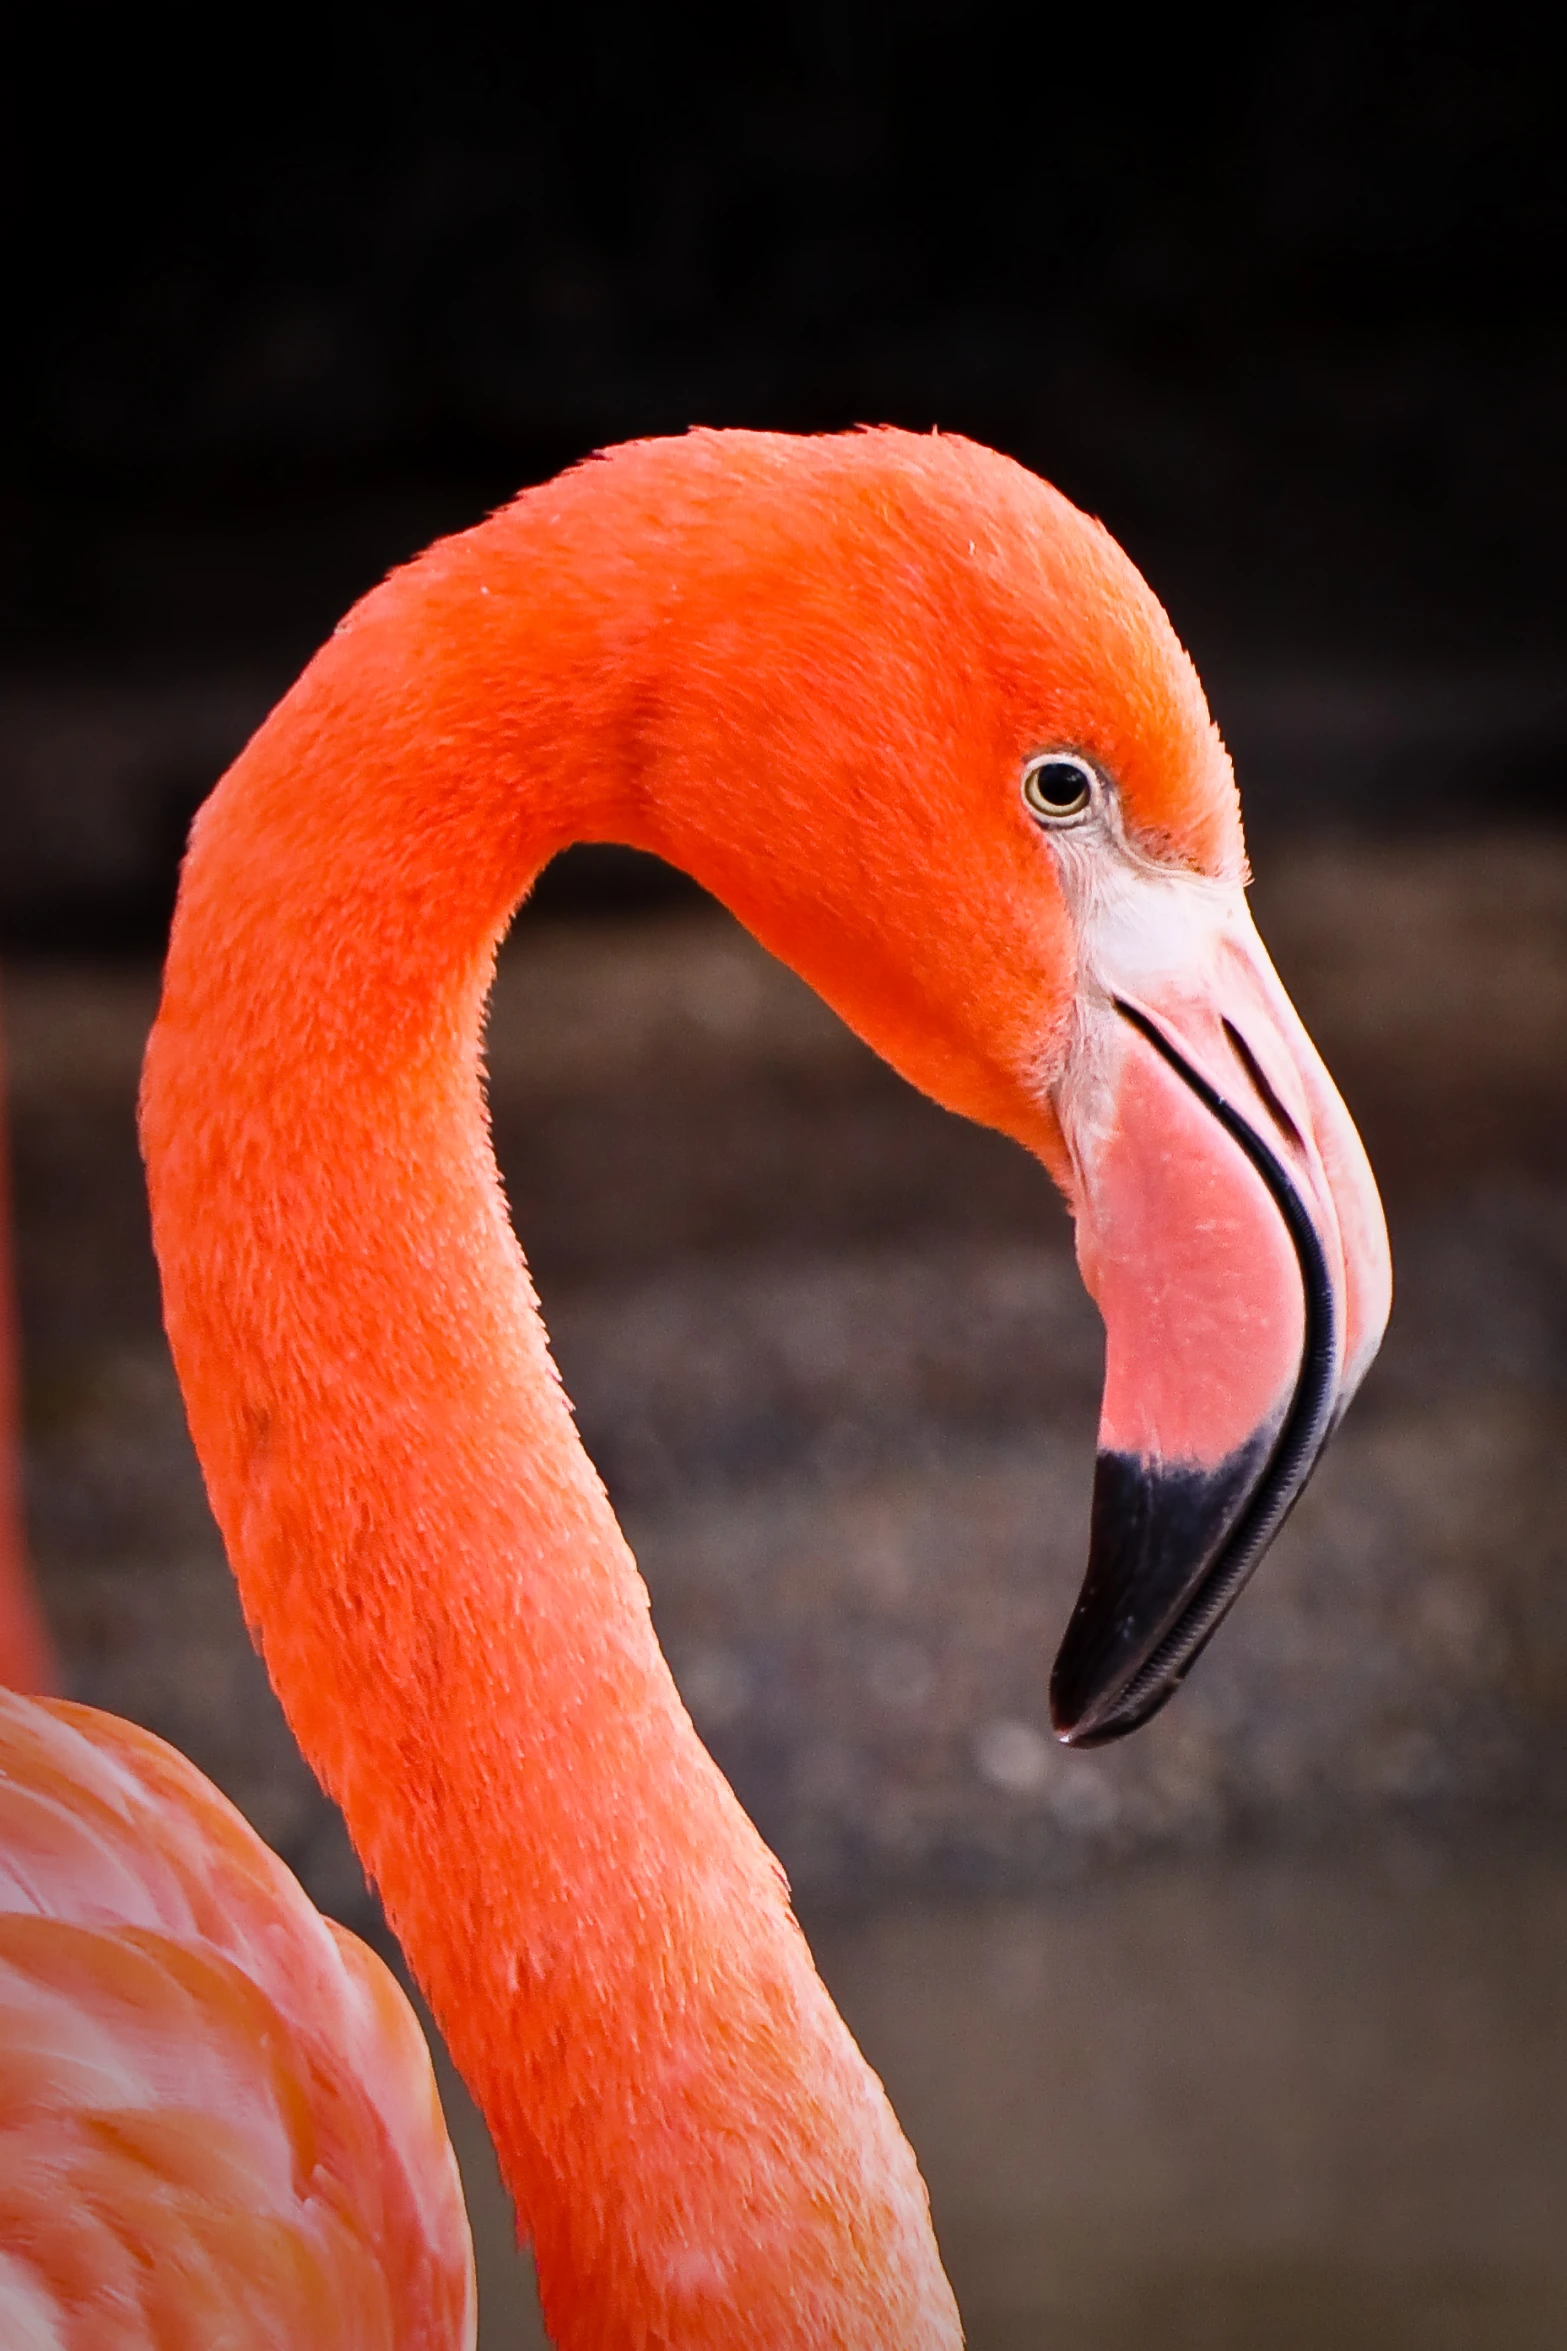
[
  {"xmin": 1048, "ymin": 1442, "xmax": 1265, "ymax": 1749},
  {"xmin": 1050, "ymin": 1661, "xmax": 1185, "ymax": 1748}
]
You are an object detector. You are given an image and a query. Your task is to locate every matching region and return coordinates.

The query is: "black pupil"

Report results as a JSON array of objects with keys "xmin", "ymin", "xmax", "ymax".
[{"xmin": 1033, "ymin": 761, "xmax": 1088, "ymax": 808}]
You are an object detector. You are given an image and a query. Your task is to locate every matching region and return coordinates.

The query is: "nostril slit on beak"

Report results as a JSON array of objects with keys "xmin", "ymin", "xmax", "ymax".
[{"xmin": 1221, "ymin": 1019, "xmax": 1305, "ymax": 1154}]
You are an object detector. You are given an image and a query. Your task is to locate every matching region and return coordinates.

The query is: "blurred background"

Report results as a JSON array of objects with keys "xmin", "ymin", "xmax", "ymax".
[{"xmin": 4, "ymin": 5, "xmax": 1566, "ymax": 2343}]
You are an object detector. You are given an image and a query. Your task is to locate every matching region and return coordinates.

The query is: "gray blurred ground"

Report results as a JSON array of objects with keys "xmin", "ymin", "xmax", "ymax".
[{"xmin": 7, "ymin": 827, "xmax": 1567, "ymax": 2343}]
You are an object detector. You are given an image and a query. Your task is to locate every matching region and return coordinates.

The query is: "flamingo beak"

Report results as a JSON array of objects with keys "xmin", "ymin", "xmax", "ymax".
[{"xmin": 1048, "ymin": 880, "xmax": 1391, "ymax": 1746}]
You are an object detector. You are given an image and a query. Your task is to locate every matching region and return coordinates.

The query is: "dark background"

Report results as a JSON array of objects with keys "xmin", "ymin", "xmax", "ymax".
[{"xmin": 4, "ymin": 1, "xmax": 1565, "ymax": 945}]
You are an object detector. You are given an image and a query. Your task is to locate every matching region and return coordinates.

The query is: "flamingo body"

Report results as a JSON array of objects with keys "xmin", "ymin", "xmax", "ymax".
[{"xmin": 0, "ymin": 1690, "xmax": 473, "ymax": 2347}]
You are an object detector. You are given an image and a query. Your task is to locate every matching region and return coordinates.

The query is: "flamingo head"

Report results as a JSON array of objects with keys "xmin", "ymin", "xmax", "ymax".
[{"xmin": 468, "ymin": 428, "xmax": 1394, "ymax": 1743}]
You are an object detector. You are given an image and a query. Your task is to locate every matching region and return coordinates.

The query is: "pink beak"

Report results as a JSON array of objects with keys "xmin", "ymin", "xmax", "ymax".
[{"xmin": 1051, "ymin": 894, "xmax": 1391, "ymax": 1745}]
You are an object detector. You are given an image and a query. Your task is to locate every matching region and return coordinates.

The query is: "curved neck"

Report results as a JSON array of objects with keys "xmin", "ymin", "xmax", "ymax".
[{"xmin": 141, "ymin": 495, "xmax": 961, "ymax": 2348}]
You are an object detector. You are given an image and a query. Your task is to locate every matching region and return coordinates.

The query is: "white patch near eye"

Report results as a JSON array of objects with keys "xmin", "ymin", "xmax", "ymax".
[{"xmin": 1029, "ymin": 792, "xmax": 1251, "ymax": 1192}]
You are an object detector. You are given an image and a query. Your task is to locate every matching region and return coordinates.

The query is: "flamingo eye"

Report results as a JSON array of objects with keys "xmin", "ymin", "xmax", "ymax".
[{"xmin": 1022, "ymin": 753, "xmax": 1096, "ymax": 824}]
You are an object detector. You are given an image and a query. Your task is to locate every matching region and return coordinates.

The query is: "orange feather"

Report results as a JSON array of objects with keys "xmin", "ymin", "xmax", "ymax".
[{"xmin": 0, "ymin": 1691, "xmax": 473, "ymax": 2346}]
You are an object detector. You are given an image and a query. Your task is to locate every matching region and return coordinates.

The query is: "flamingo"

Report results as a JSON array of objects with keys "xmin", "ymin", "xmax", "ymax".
[{"xmin": 0, "ymin": 428, "xmax": 1390, "ymax": 2347}]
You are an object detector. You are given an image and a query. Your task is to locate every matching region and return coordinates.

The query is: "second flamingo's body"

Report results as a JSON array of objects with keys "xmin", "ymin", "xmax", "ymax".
[{"xmin": 0, "ymin": 429, "xmax": 1388, "ymax": 2347}]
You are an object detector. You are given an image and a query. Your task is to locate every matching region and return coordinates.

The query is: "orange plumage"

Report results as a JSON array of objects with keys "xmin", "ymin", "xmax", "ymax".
[
  {"xmin": 1, "ymin": 428, "xmax": 1386, "ymax": 2346},
  {"xmin": 0, "ymin": 1691, "xmax": 473, "ymax": 2345}
]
